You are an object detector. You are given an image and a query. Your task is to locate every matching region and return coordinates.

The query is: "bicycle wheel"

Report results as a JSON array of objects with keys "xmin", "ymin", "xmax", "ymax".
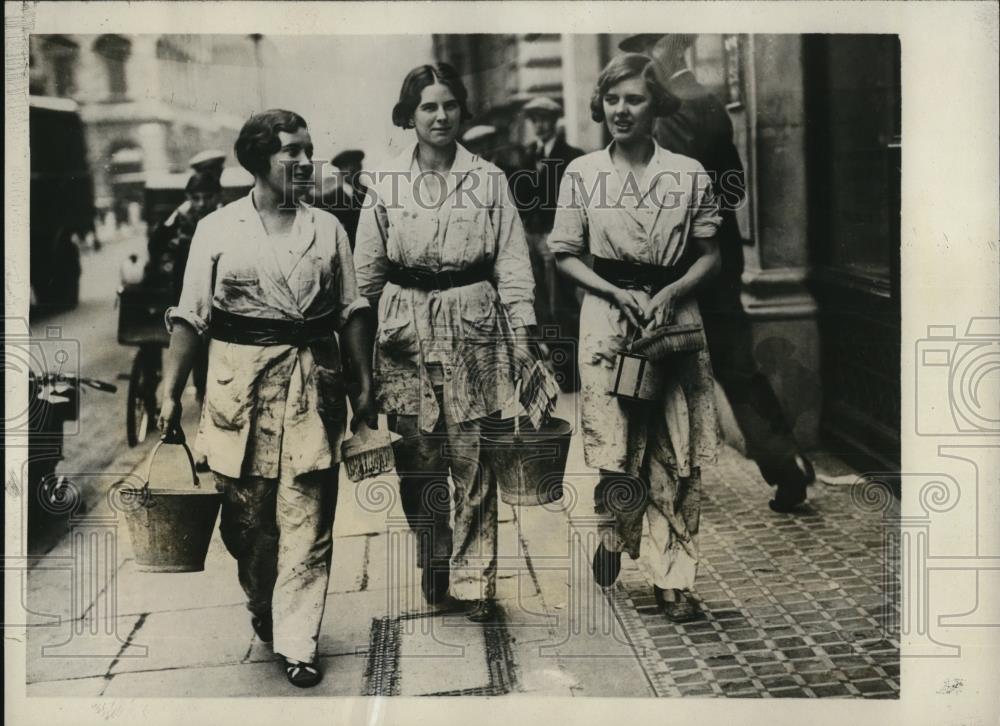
[{"xmin": 126, "ymin": 349, "xmax": 153, "ymax": 447}]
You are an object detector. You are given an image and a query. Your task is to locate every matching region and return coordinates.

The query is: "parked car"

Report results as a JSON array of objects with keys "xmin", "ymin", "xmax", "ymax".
[{"xmin": 29, "ymin": 95, "xmax": 97, "ymax": 313}]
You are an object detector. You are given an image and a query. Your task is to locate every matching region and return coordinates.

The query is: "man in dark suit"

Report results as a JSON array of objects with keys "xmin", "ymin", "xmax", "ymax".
[
  {"xmin": 520, "ymin": 97, "xmax": 585, "ymax": 391},
  {"xmin": 620, "ymin": 33, "xmax": 815, "ymax": 512}
]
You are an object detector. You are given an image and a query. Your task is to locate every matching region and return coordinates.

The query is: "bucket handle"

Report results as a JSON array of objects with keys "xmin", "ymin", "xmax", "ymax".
[
  {"xmin": 142, "ymin": 427, "xmax": 201, "ymax": 493},
  {"xmin": 510, "ymin": 379, "xmax": 524, "ymax": 442}
]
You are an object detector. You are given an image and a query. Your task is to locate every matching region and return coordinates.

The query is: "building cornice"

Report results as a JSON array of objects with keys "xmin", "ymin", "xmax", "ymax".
[
  {"xmin": 740, "ymin": 265, "xmax": 818, "ymax": 320},
  {"xmin": 79, "ymin": 99, "xmax": 242, "ymax": 131}
]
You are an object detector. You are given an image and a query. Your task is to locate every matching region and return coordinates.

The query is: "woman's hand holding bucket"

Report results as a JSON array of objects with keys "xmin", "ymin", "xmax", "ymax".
[{"xmin": 157, "ymin": 397, "xmax": 182, "ymax": 439}]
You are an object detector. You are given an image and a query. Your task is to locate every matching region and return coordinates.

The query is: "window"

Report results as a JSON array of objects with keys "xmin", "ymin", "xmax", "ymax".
[
  {"xmin": 42, "ymin": 36, "xmax": 79, "ymax": 97},
  {"xmin": 94, "ymin": 35, "xmax": 131, "ymax": 99}
]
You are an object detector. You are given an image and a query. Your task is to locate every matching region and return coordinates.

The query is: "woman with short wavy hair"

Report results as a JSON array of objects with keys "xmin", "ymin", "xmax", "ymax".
[
  {"xmin": 159, "ymin": 109, "xmax": 376, "ymax": 686},
  {"xmin": 548, "ymin": 54, "xmax": 722, "ymax": 622}
]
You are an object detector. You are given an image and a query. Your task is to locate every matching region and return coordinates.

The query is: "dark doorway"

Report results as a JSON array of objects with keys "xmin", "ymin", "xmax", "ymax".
[{"xmin": 806, "ymin": 35, "xmax": 902, "ymax": 471}]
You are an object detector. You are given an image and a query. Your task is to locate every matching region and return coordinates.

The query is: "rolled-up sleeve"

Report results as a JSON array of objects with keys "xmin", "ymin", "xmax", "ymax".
[
  {"xmin": 333, "ymin": 221, "xmax": 370, "ymax": 330},
  {"xmin": 167, "ymin": 216, "xmax": 218, "ymax": 338},
  {"xmin": 490, "ymin": 174, "xmax": 536, "ymax": 329},
  {"xmin": 353, "ymin": 189, "xmax": 389, "ymax": 301},
  {"xmin": 690, "ymin": 164, "xmax": 722, "ymax": 239},
  {"xmin": 546, "ymin": 166, "xmax": 588, "ymax": 258}
]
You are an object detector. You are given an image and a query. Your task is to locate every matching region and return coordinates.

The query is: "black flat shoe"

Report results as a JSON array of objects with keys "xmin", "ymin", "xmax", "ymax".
[
  {"xmin": 592, "ymin": 543, "xmax": 623, "ymax": 588},
  {"xmin": 421, "ymin": 565, "xmax": 450, "ymax": 605},
  {"xmin": 284, "ymin": 658, "xmax": 322, "ymax": 688},
  {"xmin": 251, "ymin": 613, "xmax": 273, "ymax": 643},
  {"xmin": 465, "ymin": 599, "xmax": 498, "ymax": 623}
]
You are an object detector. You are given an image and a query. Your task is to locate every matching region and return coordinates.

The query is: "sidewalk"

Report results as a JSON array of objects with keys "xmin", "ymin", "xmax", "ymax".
[{"xmin": 25, "ymin": 392, "xmax": 900, "ymax": 698}]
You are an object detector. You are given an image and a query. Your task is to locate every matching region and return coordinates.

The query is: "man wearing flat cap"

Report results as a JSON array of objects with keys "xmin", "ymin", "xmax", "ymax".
[
  {"xmin": 157, "ymin": 150, "xmax": 227, "ymax": 230},
  {"xmin": 619, "ymin": 33, "xmax": 816, "ymax": 512},
  {"xmin": 331, "ymin": 149, "xmax": 365, "ymax": 193},
  {"xmin": 188, "ymin": 148, "xmax": 227, "ymax": 179},
  {"xmin": 520, "ymin": 96, "xmax": 584, "ymax": 391},
  {"xmin": 462, "ymin": 124, "xmax": 498, "ymax": 160},
  {"xmin": 464, "ymin": 124, "xmax": 532, "ymax": 182},
  {"xmin": 324, "ymin": 149, "xmax": 368, "ymax": 248}
]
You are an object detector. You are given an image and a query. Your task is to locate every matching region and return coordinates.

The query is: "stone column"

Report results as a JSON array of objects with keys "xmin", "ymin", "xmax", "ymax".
[
  {"xmin": 559, "ymin": 34, "xmax": 605, "ymax": 152},
  {"xmin": 126, "ymin": 35, "xmax": 160, "ymax": 102},
  {"xmin": 739, "ymin": 34, "xmax": 821, "ymax": 447}
]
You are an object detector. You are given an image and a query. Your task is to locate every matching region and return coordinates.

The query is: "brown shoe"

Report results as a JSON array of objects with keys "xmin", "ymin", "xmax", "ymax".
[
  {"xmin": 465, "ymin": 599, "xmax": 498, "ymax": 623},
  {"xmin": 655, "ymin": 587, "xmax": 700, "ymax": 623}
]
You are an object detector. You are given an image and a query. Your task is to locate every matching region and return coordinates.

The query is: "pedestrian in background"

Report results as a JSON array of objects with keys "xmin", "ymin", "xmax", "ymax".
[
  {"xmin": 549, "ymin": 54, "xmax": 722, "ymax": 622},
  {"xmin": 158, "ymin": 149, "xmax": 227, "ymax": 230},
  {"xmin": 520, "ymin": 97, "xmax": 584, "ymax": 391},
  {"xmin": 354, "ymin": 63, "xmax": 537, "ymax": 623},
  {"xmin": 146, "ymin": 172, "xmax": 223, "ymax": 304},
  {"xmin": 325, "ymin": 149, "xmax": 367, "ymax": 248},
  {"xmin": 619, "ymin": 33, "xmax": 816, "ymax": 512},
  {"xmin": 144, "ymin": 171, "xmax": 222, "ymax": 470},
  {"xmin": 462, "ymin": 124, "xmax": 499, "ymax": 161},
  {"xmin": 158, "ymin": 108, "xmax": 376, "ymax": 688}
]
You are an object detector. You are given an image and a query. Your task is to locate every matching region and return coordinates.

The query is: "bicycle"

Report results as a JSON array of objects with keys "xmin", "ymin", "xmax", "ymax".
[
  {"xmin": 28, "ymin": 370, "xmax": 117, "ymax": 530},
  {"xmin": 117, "ymin": 283, "xmax": 172, "ymax": 447}
]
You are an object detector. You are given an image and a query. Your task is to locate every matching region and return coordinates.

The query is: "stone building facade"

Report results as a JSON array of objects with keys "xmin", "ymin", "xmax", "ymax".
[
  {"xmin": 433, "ymin": 33, "xmax": 902, "ymax": 470},
  {"xmin": 29, "ymin": 34, "xmax": 271, "ymax": 221}
]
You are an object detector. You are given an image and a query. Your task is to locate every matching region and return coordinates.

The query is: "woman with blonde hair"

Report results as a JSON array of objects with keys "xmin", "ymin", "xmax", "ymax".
[{"xmin": 548, "ymin": 54, "xmax": 722, "ymax": 622}]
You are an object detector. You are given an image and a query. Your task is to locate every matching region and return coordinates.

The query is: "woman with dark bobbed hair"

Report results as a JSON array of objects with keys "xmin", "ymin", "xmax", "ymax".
[
  {"xmin": 159, "ymin": 109, "xmax": 376, "ymax": 687},
  {"xmin": 548, "ymin": 54, "xmax": 722, "ymax": 622},
  {"xmin": 354, "ymin": 63, "xmax": 537, "ymax": 623}
]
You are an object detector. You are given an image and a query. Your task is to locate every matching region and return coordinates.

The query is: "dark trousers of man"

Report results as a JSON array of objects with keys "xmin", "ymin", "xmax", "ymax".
[
  {"xmin": 699, "ymin": 245, "xmax": 800, "ymax": 481},
  {"xmin": 526, "ymin": 230, "xmax": 582, "ymax": 392}
]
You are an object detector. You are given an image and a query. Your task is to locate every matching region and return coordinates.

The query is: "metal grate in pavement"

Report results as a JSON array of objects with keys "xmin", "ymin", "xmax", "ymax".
[
  {"xmin": 362, "ymin": 615, "xmax": 401, "ymax": 696},
  {"xmin": 362, "ymin": 606, "xmax": 518, "ymax": 697}
]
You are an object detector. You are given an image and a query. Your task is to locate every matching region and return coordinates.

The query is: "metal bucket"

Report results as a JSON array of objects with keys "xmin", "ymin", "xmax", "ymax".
[
  {"xmin": 610, "ymin": 351, "xmax": 663, "ymax": 403},
  {"xmin": 482, "ymin": 416, "xmax": 572, "ymax": 506},
  {"xmin": 121, "ymin": 437, "xmax": 221, "ymax": 573}
]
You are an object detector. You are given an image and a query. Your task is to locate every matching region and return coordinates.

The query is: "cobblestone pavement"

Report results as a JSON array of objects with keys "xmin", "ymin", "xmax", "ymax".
[{"xmin": 609, "ymin": 448, "xmax": 900, "ymax": 699}]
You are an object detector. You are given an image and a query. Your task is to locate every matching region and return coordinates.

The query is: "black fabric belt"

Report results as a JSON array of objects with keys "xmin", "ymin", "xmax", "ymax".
[
  {"xmin": 593, "ymin": 256, "xmax": 688, "ymax": 294},
  {"xmin": 385, "ymin": 261, "xmax": 493, "ymax": 291},
  {"xmin": 209, "ymin": 307, "xmax": 337, "ymax": 346}
]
